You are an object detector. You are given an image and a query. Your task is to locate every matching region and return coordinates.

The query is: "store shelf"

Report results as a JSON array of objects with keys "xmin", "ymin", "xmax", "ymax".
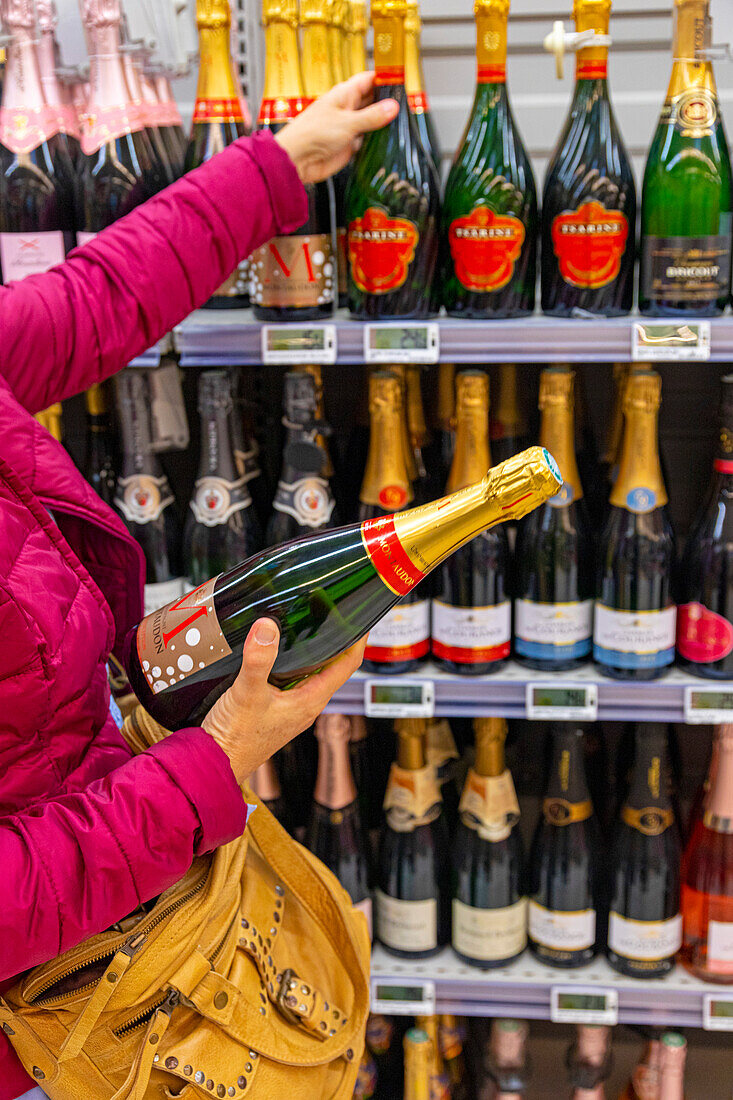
[
  {"xmin": 128, "ymin": 333, "xmax": 173, "ymax": 369},
  {"xmin": 370, "ymin": 946, "xmax": 731, "ymax": 1029},
  {"xmin": 173, "ymin": 309, "xmax": 733, "ymax": 366}
]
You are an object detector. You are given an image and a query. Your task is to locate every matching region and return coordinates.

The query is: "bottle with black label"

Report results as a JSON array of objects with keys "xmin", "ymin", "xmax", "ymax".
[
  {"xmin": 639, "ymin": 0, "xmax": 732, "ymax": 316},
  {"xmin": 84, "ymin": 383, "xmax": 117, "ymax": 508},
  {"xmin": 529, "ymin": 727, "xmax": 601, "ymax": 968}
]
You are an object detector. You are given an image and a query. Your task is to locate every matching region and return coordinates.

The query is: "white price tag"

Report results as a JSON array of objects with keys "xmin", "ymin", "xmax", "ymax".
[
  {"xmin": 365, "ymin": 679, "xmax": 435, "ymax": 718},
  {"xmin": 371, "ymin": 978, "xmax": 436, "ymax": 1017},
  {"xmin": 262, "ymin": 324, "xmax": 337, "ymax": 365},
  {"xmin": 526, "ymin": 682, "xmax": 598, "ymax": 721},
  {"xmin": 632, "ymin": 320, "xmax": 711, "ymax": 361},
  {"xmin": 703, "ymin": 994, "xmax": 733, "ymax": 1031},
  {"xmin": 364, "ymin": 323, "xmax": 440, "ymax": 364},
  {"xmin": 551, "ymin": 987, "xmax": 618, "ymax": 1027},
  {"xmin": 684, "ymin": 685, "xmax": 733, "ymax": 724}
]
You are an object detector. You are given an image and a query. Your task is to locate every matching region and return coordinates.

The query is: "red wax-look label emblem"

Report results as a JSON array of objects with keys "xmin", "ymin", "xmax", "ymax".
[
  {"xmin": 257, "ymin": 96, "xmax": 305, "ymax": 125},
  {"xmin": 449, "ymin": 205, "xmax": 525, "ymax": 292},
  {"xmin": 192, "ymin": 97, "xmax": 244, "ymax": 124},
  {"xmin": 348, "ymin": 207, "xmax": 419, "ymax": 295},
  {"xmin": 407, "ymin": 92, "xmax": 429, "ymax": 114},
  {"xmin": 551, "ymin": 200, "xmax": 629, "ymax": 289},
  {"xmin": 361, "ymin": 515, "xmax": 426, "ymax": 596},
  {"xmin": 378, "ymin": 485, "xmax": 408, "ymax": 509},
  {"xmin": 677, "ymin": 602, "xmax": 733, "ymax": 663}
]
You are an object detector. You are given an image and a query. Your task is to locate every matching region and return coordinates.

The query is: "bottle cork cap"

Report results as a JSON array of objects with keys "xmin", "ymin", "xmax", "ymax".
[
  {"xmin": 369, "ymin": 371, "xmax": 403, "ymax": 411},
  {"xmin": 195, "ymin": 0, "xmax": 232, "ymax": 27},
  {"xmin": 198, "ymin": 370, "xmax": 233, "ymax": 415},
  {"xmin": 624, "ymin": 370, "xmax": 662, "ymax": 414},
  {"xmin": 539, "ymin": 367, "xmax": 575, "ymax": 408},
  {"xmin": 35, "ymin": 0, "xmax": 59, "ymax": 32},
  {"xmin": 315, "ymin": 713, "xmax": 351, "ymax": 742},
  {"xmin": 301, "ymin": 0, "xmax": 330, "ymax": 21},
  {"xmin": 262, "ymin": 0, "xmax": 299, "ymax": 27},
  {"xmin": 81, "ymin": 0, "xmax": 122, "ymax": 27},
  {"xmin": 456, "ymin": 370, "xmax": 490, "ymax": 407},
  {"xmin": 371, "ymin": 0, "xmax": 408, "ymax": 19},
  {"xmin": 474, "ymin": 716, "xmax": 507, "ymax": 742},
  {"xmin": 474, "ymin": 0, "xmax": 510, "ymax": 15},
  {"xmin": 349, "ymin": 0, "xmax": 368, "ymax": 32},
  {"xmin": 405, "ymin": 0, "xmax": 421, "ymax": 33}
]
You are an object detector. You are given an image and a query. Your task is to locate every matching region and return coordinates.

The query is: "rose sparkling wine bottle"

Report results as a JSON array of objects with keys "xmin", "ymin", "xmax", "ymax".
[
  {"xmin": 541, "ymin": 0, "xmax": 636, "ymax": 318},
  {"xmin": 681, "ymin": 724, "xmax": 733, "ymax": 983},
  {"xmin": 440, "ymin": 0, "xmax": 537, "ymax": 319},
  {"xmin": 567, "ymin": 1026, "xmax": 612, "ymax": 1094},
  {"xmin": 404, "ymin": 0, "xmax": 440, "ymax": 176},
  {"xmin": 618, "ymin": 1038, "xmax": 662, "ymax": 1100},
  {"xmin": 139, "ymin": 68, "xmax": 184, "ymax": 175},
  {"xmin": 639, "ymin": 0, "xmax": 732, "ymax": 317},
  {"xmin": 120, "ymin": 47, "xmax": 175, "ymax": 187},
  {"xmin": 249, "ymin": 756, "xmax": 290, "ymax": 832},
  {"xmin": 35, "ymin": 0, "xmax": 81, "ymax": 162},
  {"xmin": 345, "ymin": 0, "xmax": 440, "ymax": 319},
  {"xmin": 482, "ymin": 1019, "xmax": 530, "ymax": 1098}
]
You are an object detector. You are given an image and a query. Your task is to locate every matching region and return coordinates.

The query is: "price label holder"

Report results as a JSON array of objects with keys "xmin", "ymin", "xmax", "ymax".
[
  {"xmin": 684, "ymin": 685, "xmax": 733, "ymax": 724},
  {"xmin": 632, "ymin": 320, "xmax": 711, "ymax": 361},
  {"xmin": 262, "ymin": 324, "xmax": 337, "ymax": 365},
  {"xmin": 703, "ymin": 994, "xmax": 733, "ymax": 1031},
  {"xmin": 526, "ymin": 682, "xmax": 598, "ymax": 722},
  {"xmin": 365, "ymin": 679, "xmax": 435, "ymax": 719},
  {"xmin": 364, "ymin": 322, "xmax": 440, "ymax": 364},
  {"xmin": 371, "ymin": 979, "xmax": 436, "ymax": 1017},
  {"xmin": 550, "ymin": 987, "xmax": 619, "ymax": 1027}
]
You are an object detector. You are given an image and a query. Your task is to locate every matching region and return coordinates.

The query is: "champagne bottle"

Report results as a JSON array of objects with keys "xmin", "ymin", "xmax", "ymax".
[
  {"xmin": 384, "ymin": 363, "xmax": 422, "ymax": 507},
  {"xmin": 185, "ymin": 0, "xmax": 251, "ymax": 309},
  {"xmin": 155, "ymin": 71, "xmax": 188, "ymax": 158},
  {"xmin": 433, "ymin": 371, "xmax": 511, "ymax": 673},
  {"xmin": 120, "ymin": 48, "xmax": 175, "ymax": 186},
  {"xmin": 441, "ymin": 0, "xmax": 537, "ymax": 319},
  {"xmin": 345, "ymin": 0, "xmax": 367, "ymax": 76},
  {"xmin": 0, "ymin": 0, "xmax": 76, "ymax": 283},
  {"xmin": 452, "ymin": 717, "xmax": 527, "ymax": 968},
  {"xmin": 415, "ymin": 1016, "xmax": 450, "ymax": 1100},
  {"xmin": 403, "ymin": 1028, "xmax": 432, "ymax": 1100},
  {"xmin": 678, "ymin": 375, "xmax": 733, "ymax": 677},
  {"xmin": 114, "ymin": 371, "xmax": 184, "ymax": 618},
  {"xmin": 657, "ymin": 1034, "xmax": 687, "ymax": 1100},
  {"xmin": 404, "ymin": 1, "xmax": 440, "ymax": 175},
  {"xmin": 139, "ymin": 68, "xmax": 184, "ymax": 175},
  {"xmin": 594, "ymin": 371, "xmax": 677, "ymax": 681},
  {"xmin": 307, "ymin": 713, "xmax": 372, "ymax": 933},
  {"xmin": 327, "ymin": 0, "xmax": 346, "ymax": 85},
  {"xmin": 366, "ymin": 1014, "xmax": 399, "ymax": 1100},
  {"xmin": 567, "ymin": 1026, "xmax": 612, "ymax": 1092},
  {"xmin": 84, "ymin": 383, "xmax": 117, "ymax": 507},
  {"xmin": 126, "ymin": 445, "xmax": 561, "ymax": 728},
  {"xmin": 439, "ymin": 1016, "xmax": 470, "ymax": 1100},
  {"xmin": 681, "ymin": 724, "xmax": 733, "ymax": 983},
  {"xmin": 618, "ymin": 1039, "xmax": 662, "ymax": 1100},
  {"xmin": 529, "ymin": 727, "xmax": 601, "ymax": 968},
  {"xmin": 376, "ymin": 719, "xmax": 450, "ymax": 957},
  {"xmin": 541, "ymin": 0, "xmax": 636, "ymax": 317},
  {"xmin": 183, "ymin": 370, "xmax": 262, "ymax": 589},
  {"xmin": 266, "ymin": 371, "xmax": 337, "ymax": 546},
  {"xmin": 607, "ymin": 725, "xmax": 682, "ymax": 978},
  {"xmin": 490, "ymin": 364, "xmax": 528, "ymax": 466},
  {"xmin": 639, "ymin": 0, "xmax": 732, "ymax": 317},
  {"xmin": 251, "ymin": 0, "xmax": 335, "ymax": 322},
  {"xmin": 345, "ymin": 0, "xmax": 440, "ymax": 319},
  {"xmin": 483, "ymin": 1019, "xmax": 530, "ymax": 1097},
  {"xmin": 35, "ymin": 0, "xmax": 81, "ymax": 162},
  {"xmin": 515, "ymin": 368, "xmax": 594, "ymax": 671},
  {"xmin": 405, "ymin": 366, "xmax": 431, "ymax": 505},
  {"xmin": 249, "ymin": 756, "xmax": 290, "ymax": 831}
]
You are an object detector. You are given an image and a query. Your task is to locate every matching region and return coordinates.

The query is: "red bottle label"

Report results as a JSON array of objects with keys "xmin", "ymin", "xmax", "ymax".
[
  {"xmin": 448, "ymin": 205, "xmax": 526, "ymax": 292},
  {"xmin": 477, "ymin": 64, "xmax": 506, "ymax": 83},
  {"xmin": 348, "ymin": 207, "xmax": 419, "ymax": 295},
  {"xmin": 551, "ymin": 200, "xmax": 629, "ymax": 289},
  {"xmin": 257, "ymin": 96, "xmax": 305, "ymax": 125},
  {"xmin": 407, "ymin": 91, "xmax": 429, "ymax": 114},
  {"xmin": 677, "ymin": 602, "xmax": 733, "ymax": 663},
  {"xmin": 192, "ymin": 97, "xmax": 244, "ymax": 124},
  {"xmin": 0, "ymin": 105, "xmax": 61, "ymax": 154},
  {"xmin": 361, "ymin": 514, "xmax": 426, "ymax": 596},
  {"xmin": 576, "ymin": 60, "xmax": 608, "ymax": 80}
]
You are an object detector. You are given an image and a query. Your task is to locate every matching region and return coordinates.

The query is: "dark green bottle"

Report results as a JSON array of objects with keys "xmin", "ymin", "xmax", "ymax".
[
  {"xmin": 405, "ymin": 0, "xmax": 441, "ymax": 177},
  {"xmin": 440, "ymin": 0, "xmax": 537, "ymax": 318},
  {"xmin": 639, "ymin": 0, "xmax": 732, "ymax": 316}
]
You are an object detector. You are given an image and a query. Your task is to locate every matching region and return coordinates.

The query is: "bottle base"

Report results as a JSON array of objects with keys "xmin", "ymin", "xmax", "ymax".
[
  {"xmin": 529, "ymin": 942, "xmax": 596, "ymax": 968},
  {"xmin": 362, "ymin": 658, "xmax": 427, "ymax": 675},
  {"xmin": 253, "ymin": 304, "xmax": 335, "ymax": 322},
  {"xmin": 606, "ymin": 949, "xmax": 675, "ymax": 980},
  {"xmin": 595, "ymin": 662, "xmax": 672, "ymax": 682},
  {"xmin": 451, "ymin": 945, "xmax": 526, "ymax": 969},
  {"xmin": 433, "ymin": 656, "xmax": 509, "ymax": 676},
  {"xmin": 676, "ymin": 658, "xmax": 733, "ymax": 680},
  {"xmin": 378, "ymin": 941, "xmax": 447, "ymax": 960},
  {"xmin": 514, "ymin": 654, "xmax": 590, "ymax": 673},
  {"xmin": 639, "ymin": 300, "xmax": 727, "ymax": 319},
  {"xmin": 680, "ymin": 949, "xmax": 733, "ymax": 984}
]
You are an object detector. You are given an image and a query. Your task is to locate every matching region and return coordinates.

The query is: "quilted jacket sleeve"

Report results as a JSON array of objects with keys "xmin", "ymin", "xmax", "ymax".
[{"xmin": 0, "ymin": 130, "xmax": 307, "ymax": 414}]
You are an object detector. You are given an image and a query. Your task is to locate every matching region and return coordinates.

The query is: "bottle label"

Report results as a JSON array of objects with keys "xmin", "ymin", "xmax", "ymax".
[
  {"xmin": 528, "ymin": 900, "xmax": 596, "ymax": 952},
  {"xmin": 708, "ymin": 919, "xmax": 733, "ymax": 973},
  {"xmin": 542, "ymin": 798, "xmax": 593, "ymax": 825},
  {"xmin": 383, "ymin": 762, "xmax": 442, "ymax": 831},
  {"xmin": 551, "ymin": 201, "xmax": 629, "ymax": 289},
  {"xmin": 249, "ymin": 233, "xmax": 335, "ymax": 309},
  {"xmin": 514, "ymin": 599, "xmax": 593, "ymax": 661},
  {"xmin": 641, "ymin": 232, "xmax": 732, "ymax": 304},
  {"xmin": 0, "ymin": 231, "xmax": 66, "ymax": 282},
  {"xmin": 375, "ymin": 889, "xmax": 437, "ymax": 952},
  {"xmin": 593, "ymin": 604, "xmax": 677, "ymax": 669},
  {"xmin": 192, "ymin": 97, "xmax": 244, "ymax": 123},
  {"xmin": 365, "ymin": 600, "xmax": 430, "ymax": 663},
  {"xmin": 115, "ymin": 474, "xmax": 174, "ymax": 525},
  {"xmin": 448, "ymin": 206, "xmax": 526, "ymax": 293},
  {"xmin": 431, "ymin": 599, "xmax": 511, "ymax": 664},
  {"xmin": 361, "ymin": 515, "xmax": 426, "ymax": 596},
  {"xmin": 608, "ymin": 911, "xmax": 682, "ymax": 961},
  {"xmin": 136, "ymin": 577, "xmax": 232, "ymax": 696},
  {"xmin": 143, "ymin": 577, "xmax": 186, "ymax": 618},
  {"xmin": 272, "ymin": 477, "xmax": 335, "ymax": 529},
  {"xmin": 664, "ymin": 87, "xmax": 718, "ymax": 137},
  {"xmin": 459, "ymin": 768, "xmax": 520, "ymax": 841},
  {"xmin": 622, "ymin": 806, "xmax": 675, "ymax": 836},
  {"xmin": 407, "ymin": 91, "xmax": 429, "ymax": 114},
  {"xmin": 257, "ymin": 97, "xmax": 305, "ymax": 125},
  {"xmin": 213, "ymin": 258, "xmax": 250, "ymax": 300},
  {"xmin": 190, "ymin": 475, "xmax": 252, "ymax": 527},
  {"xmin": 0, "ymin": 104, "xmax": 61, "ymax": 154},
  {"xmin": 348, "ymin": 207, "xmax": 420, "ymax": 295},
  {"xmin": 81, "ymin": 104, "xmax": 145, "ymax": 155},
  {"xmin": 452, "ymin": 898, "xmax": 527, "ymax": 962}
]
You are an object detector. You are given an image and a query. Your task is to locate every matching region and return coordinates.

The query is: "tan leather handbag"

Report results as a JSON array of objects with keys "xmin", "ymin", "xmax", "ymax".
[{"xmin": 0, "ymin": 711, "xmax": 370, "ymax": 1100}]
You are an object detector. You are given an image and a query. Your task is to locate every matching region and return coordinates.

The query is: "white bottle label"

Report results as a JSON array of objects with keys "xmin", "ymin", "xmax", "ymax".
[
  {"xmin": 375, "ymin": 889, "xmax": 437, "ymax": 952},
  {"xmin": 515, "ymin": 599, "xmax": 593, "ymax": 661},
  {"xmin": 366, "ymin": 600, "xmax": 430, "ymax": 662},
  {"xmin": 593, "ymin": 604, "xmax": 676, "ymax": 670},
  {"xmin": 452, "ymin": 898, "xmax": 527, "ymax": 962},
  {"xmin": 272, "ymin": 476, "xmax": 335, "ymax": 528},
  {"xmin": 708, "ymin": 919, "xmax": 733, "ymax": 971},
  {"xmin": 190, "ymin": 475, "xmax": 252, "ymax": 526},
  {"xmin": 0, "ymin": 231, "xmax": 66, "ymax": 282},
  {"xmin": 528, "ymin": 900, "xmax": 596, "ymax": 951},
  {"xmin": 144, "ymin": 577, "xmax": 186, "ymax": 618},
  {"xmin": 608, "ymin": 911, "xmax": 682, "ymax": 961},
  {"xmin": 431, "ymin": 600, "xmax": 511, "ymax": 663}
]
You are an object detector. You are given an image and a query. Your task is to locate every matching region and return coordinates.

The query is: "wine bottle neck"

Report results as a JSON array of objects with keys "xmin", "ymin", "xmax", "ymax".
[
  {"xmin": 668, "ymin": 1, "xmax": 716, "ymax": 96},
  {"xmin": 373, "ymin": 12, "xmax": 406, "ymax": 88},
  {"xmin": 436, "ymin": 364, "xmax": 456, "ymax": 431},
  {"xmin": 475, "ymin": 10, "xmax": 507, "ymax": 85},
  {"xmin": 87, "ymin": 23, "xmax": 133, "ymax": 110},
  {"xmin": 703, "ymin": 727, "xmax": 733, "ymax": 834},
  {"xmin": 448, "ymin": 396, "xmax": 490, "ymax": 494},
  {"xmin": 36, "ymin": 28, "xmax": 64, "ymax": 110},
  {"xmin": 540, "ymin": 389, "xmax": 583, "ymax": 506},
  {"xmin": 3, "ymin": 26, "xmax": 47, "ymax": 112},
  {"xmin": 361, "ymin": 401, "xmax": 414, "ymax": 509},
  {"xmin": 259, "ymin": 22, "xmax": 305, "ymax": 124},
  {"xmin": 494, "ymin": 364, "xmax": 526, "ymax": 440},
  {"xmin": 658, "ymin": 1035, "xmax": 686, "ymax": 1100},
  {"xmin": 198, "ymin": 407, "xmax": 239, "ymax": 481},
  {"xmin": 116, "ymin": 376, "xmax": 160, "ymax": 476},
  {"xmin": 302, "ymin": 22, "xmax": 334, "ymax": 100},
  {"xmin": 574, "ymin": 0, "xmax": 610, "ymax": 82},
  {"xmin": 397, "ymin": 727, "xmax": 426, "ymax": 770},
  {"xmin": 545, "ymin": 732, "xmax": 591, "ymax": 806},
  {"xmin": 601, "ymin": 364, "xmax": 629, "ymax": 467},
  {"xmin": 314, "ymin": 715, "xmax": 357, "ymax": 809},
  {"xmin": 328, "ymin": 19, "xmax": 346, "ymax": 84},
  {"xmin": 474, "ymin": 721, "xmax": 507, "ymax": 778},
  {"xmin": 348, "ymin": 6, "xmax": 367, "ymax": 74},
  {"xmin": 195, "ymin": 25, "xmax": 241, "ymax": 105},
  {"xmin": 626, "ymin": 728, "xmax": 673, "ymax": 813},
  {"xmin": 610, "ymin": 404, "xmax": 667, "ymax": 511},
  {"xmin": 406, "ymin": 369, "xmax": 429, "ymax": 449},
  {"xmin": 404, "ymin": 20, "xmax": 427, "ymax": 108}
]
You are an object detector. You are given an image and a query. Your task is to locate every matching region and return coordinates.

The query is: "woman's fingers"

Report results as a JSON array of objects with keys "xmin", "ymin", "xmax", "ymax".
[{"xmin": 333, "ymin": 70, "xmax": 376, "ymax": 109}]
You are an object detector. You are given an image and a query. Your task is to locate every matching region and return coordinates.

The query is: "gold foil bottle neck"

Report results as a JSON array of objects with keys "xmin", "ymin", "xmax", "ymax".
[
  {"xmin": 196, "ymin": 0, "xmax": 232, "ymax": 28},
  {"xmin": 406, "ymin": 367, "xmax": 429, "ymax": 448},
  {"xmin": 474, "ymin": 717, "xmax": 508, "ymax": 778},
  {"xmin": 404, "ymin": 1028, "xmax": 431, "ymax": 1100},
  {"xmin": 436, "ymin": 363, "xmax": 456, "ymax": 430},
  {"xmin": 539, "ymin": 367, "xmax": 575, "ymax": 408},
  {"xmin": 456, "ymin": 369, "xmax": 489, "ymax": 410},
  {"xmin": 369, "ymin": 370, "xmax": 403, "ymax": 415},
  {"xmin": 474, "ymin": 0, "xmax": 510, "ymax": 15},
  {"xmin": 349, "ymin": 0, "xmax": 367, "ymax": 33},
  {"xmin": 328, "ymin": 0, "xmax": 346, "ymax": 28},
  {"xmin": 85, "ymin": 383, "xmax": 107, "ymax": 417},
  {"xmin": 372, "ymin": 0, "xmax": 408, "ymax": 19},
  {"xmin": 315, "ymin": 713, "xmax": 351, "ymax": 742},
  {"xmin": 572, "ymin": 0, "xmax": 611, "ymax": 32},
  {"xmin": 262, "ymin": 0, "xmax": 299, "ymax": 27},
  {"xmin": 447, "ymin": 370, "xmax": 490, "ymax": 494},
  {"xmin": 361, "ymin": 370, "xmax": 413, "ymax": 507},
  {"xmin": 405, "ymin": 0, "xmax": 421, "ymax": 35},
  {"xmin": 624, "ymin": 371, "xmax": 662, "ymax": 415},
  {"xmin": 397, "ymin": 721, "xmax": 427, "ymax": 770},
  {"xmin": 301, "ymin": 0, "xmax": 330, "ymax": 22}
]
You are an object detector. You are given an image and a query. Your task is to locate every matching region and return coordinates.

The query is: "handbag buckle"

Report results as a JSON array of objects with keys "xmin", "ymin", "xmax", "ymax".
[{"xmin": 276, "ymin": 969, "xmax": 304, "ymax": 1026}]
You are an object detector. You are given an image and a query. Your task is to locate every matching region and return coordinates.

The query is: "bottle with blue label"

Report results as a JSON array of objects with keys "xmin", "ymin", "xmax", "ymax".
[
  {"xmin": 514, "ymin": 368, "xmax": 594, "ymax": 670},
  {"xmin": 594, "ymin": 370, "xmax": 677, "ymax": 680}
]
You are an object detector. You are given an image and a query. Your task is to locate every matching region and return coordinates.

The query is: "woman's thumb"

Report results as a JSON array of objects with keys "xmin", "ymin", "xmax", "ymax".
[{"xmin": 236, "ymin": 618, "xmax": 281, "ymax": 694}]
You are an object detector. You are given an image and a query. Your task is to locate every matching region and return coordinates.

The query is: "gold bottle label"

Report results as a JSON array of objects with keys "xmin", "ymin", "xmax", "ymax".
[
  {"xmin": 475, "ymin": 0, "xmax": 509, "ymax": 84},
  {"xmin": 249, "ymin": 233, "xmax": 335, "ymax": 308},
  {"xmin": 610, "ymin": 373, "xmax": 668, "ymax": 512},
  {"xmin": 543, "ymin": 797, "xmax": 593, "ymax": 825},
  {"xmin": 622, "ymin": 806, "xmax": 675, "ymax": 836},
  {"xmin": 539, "ymin": 369, "xmax": 583, "ymax": 505}
]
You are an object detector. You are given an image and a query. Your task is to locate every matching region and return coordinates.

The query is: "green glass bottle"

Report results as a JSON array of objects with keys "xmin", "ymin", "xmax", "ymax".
[
  {"xmin": 639, "ymin": 0, "xmax": 732, "ymax": 316},
  {"xmin": 405, "ymin": 1, "xmax": 441, "ymax": 176},
  {"xmin": 440, "ymin": 0, "xmax": 537, "ymax": 318},
  {"xmin": 345, "ymin": 0, "xmax": 440, "ymax": 319}
]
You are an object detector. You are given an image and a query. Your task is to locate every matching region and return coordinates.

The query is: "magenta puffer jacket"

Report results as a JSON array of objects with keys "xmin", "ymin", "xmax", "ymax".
[{"xmin": 0, "ymin": 130, "xmax": 307, "ymax": 1099}]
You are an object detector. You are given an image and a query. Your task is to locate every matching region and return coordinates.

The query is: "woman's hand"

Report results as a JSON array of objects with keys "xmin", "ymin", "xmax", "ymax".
[
  {"xmin": 275, "ymin": 71, "xmax": 399, "ymax": 185},
  {"xmin": 201, "ymin": 618, "xmax": 366, "ymax": 787}
]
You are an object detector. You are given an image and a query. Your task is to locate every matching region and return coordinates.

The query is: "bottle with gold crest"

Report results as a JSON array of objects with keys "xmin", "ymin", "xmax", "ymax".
[
  {"xmin": 432, "ymin": 370, "xmax": 511, "ymax": 674},
  {"xmin": 403, "ymin": 1028, "xmax": 432, "ymax": 1100},
  {"xmin": 453, "ymin": 717, "xmax": 527, "ymax": 968},
  {"xmin": 405, "ymin": 1, "xmax": 440, "ymax": 175},
  {"xmin": 376, "ymin": 719, "xmax": 450, "ymax": 957},
  {"xmin": 515, "ymin": 368, "xmax": 594, "ymax": 671}
]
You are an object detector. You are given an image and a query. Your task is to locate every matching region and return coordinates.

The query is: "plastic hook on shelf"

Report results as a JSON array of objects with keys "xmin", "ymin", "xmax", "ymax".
[{"xmin": 543, "ymin": 20, "xmax": 612, "ymax": 80}]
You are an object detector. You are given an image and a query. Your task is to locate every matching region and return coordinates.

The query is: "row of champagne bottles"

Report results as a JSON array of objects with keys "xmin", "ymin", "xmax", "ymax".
[
  {"xmin": 358, "ymin": 1016, "xmax": 692, "ymax": 1100},
  {"xmin": 250, "ymin": 712, "xmax": 733, "ymax": 986}
]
